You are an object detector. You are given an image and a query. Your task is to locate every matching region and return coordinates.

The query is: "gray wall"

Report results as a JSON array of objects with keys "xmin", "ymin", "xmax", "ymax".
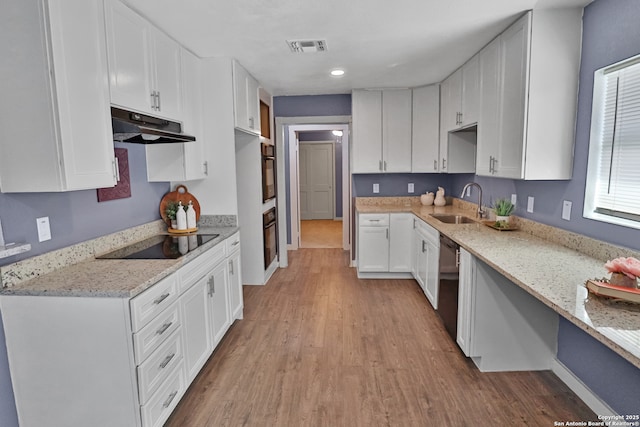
[
  {"xmin": 353, "ymin": 173, "xmax": 452, "ymax": 197},
  {"xmin": 0, "ymin": 142, "xmax": 169, "ymax": 426}
]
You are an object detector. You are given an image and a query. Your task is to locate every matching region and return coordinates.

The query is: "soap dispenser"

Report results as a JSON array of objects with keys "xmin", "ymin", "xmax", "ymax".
[
  {"xmin": 186, "ymin": 200, "xmax": 197, "ymax": 229},
  {"xmin": 176, "ymin": 201, "xmax": 187, "ymax": 230}
]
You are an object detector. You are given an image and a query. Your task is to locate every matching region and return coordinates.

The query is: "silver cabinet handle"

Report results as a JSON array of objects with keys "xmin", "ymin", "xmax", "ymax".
[
  {"xmin": 208, "ymin": 276, "xmax": 215, "ymax": 296},
  {"xmin": 413, "ymin": 218, "xmax": 416, "ymax": 229},
  {"xmin": 455, "ymin": 249, "xmax": 460, "ymax": 267},
  {"xmin": 229, "ymin": 260, "xmax": 234, "ymax": 275},
  {"xmin": 379, "ymin": 160, "xmax": 383, "ymax": 171},
  {"xmin": 249, "ymin": 117, "xmax": 254, "ymax": 129},
  {"xmin": 386, "ymin": 228, "xmax": 389, "ymax": 239},
  {"xmin": 433, "ymin": 159, "xmax": 438, "ymax": 171},
  {"xmin": 203, "ymin": 161, "xmax": 209, "ymax": 176},
  {"xmin": 232, "ymin": 241, "xmax": 240, "ymax": 246},
  {"xmin": 150, "ymin": 91, "xmax": 156, "ymax": 110},
  {"xmin": 383, "ymin": 161, "xmax": 387, "ymax": 171},
  {"xmin": 422, "ymin": 240, "xmax": 426, "ymax": 253},
  {"xmin": 162, "ymin": 390, "xmax": 178, "ymax": 409},
  {"xmin": 159, "ymin": 352, "xmax": 176, "ymax": 369},
  {"xmin": 156, "ymin": 322, "xmax": 172, "ymax": 336},
  {"xmin": 156, "ymin": 91, "xmax": 161, "ymax": 111},
  {"xmin": 442, "ymin": 158, "xmax": 447, "ymax": 169},
  {"xmin": 153, "ymin": 293, "xmax": 170, "ymax": 305}
]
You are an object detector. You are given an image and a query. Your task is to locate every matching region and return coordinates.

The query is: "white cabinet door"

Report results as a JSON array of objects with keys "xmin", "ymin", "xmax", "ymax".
[
  {"xmin": 180, "ymin": 275, "xmax": 212, "ymax": 383},
  {"xmin": 456, "ymin": 248, "xmax": 475, "ymax": 357},
  {"xmin": 423, "ymin": 236, "xmax": 439, "ymax": 310},
  {"xmin": 382, "ymin": 89, "xmax": 412, "ymax": 173},
  {"xmin": 352, "ymin": 90, "xmax": 383, "ymax": 173},
  {"xmin": 208, "ymin": 261, "xmax": 231, "ymax": 347},
  {"xmin": 411, "ymin": 85, "xmax": 440, "ymax": 172},
  {"xmin": 461, "ymin": 54, "xmax": 480, "ymax": 126},
  {"xmin": 227, "ymin": 249, "xmax": 243, "ymax": 321},
  {"xmin": 105, "ymin": 0, "xmax": 153, "ymax": 115},
  {"xmin": 358, "ymin": 227, "xmax": 390, "ymax": 272},
  {"xmin": 440, "ymin": 69, "xmax": 462, "ymax": 135},
  {"xmin": 414, "ymin": 234, "xmax": 428, "ymax": 293},
  {"xmin": 232, "ymin": 60, "xmax": 261, "ymax": 134},
  {"xmin": 389, "ymin": 213, "xmax": 414, "ymax": 272},
  {"xmin": 145, "ymin": 48, "xmax": 206, "ymax": 182},
  {"xmin": 497, "ymin": 13, "xmax": 529, "ymax": 179},
  {"xmin": 151, "ymin": 27, "xmax": 183, "ymax": 120},
  {"xmin": 477, "ymin": 38, "xmax": 502, "ymax": 177},
  {"xmin": 0, "ymin": 0, "xmax": 116, "ymax": 193}
]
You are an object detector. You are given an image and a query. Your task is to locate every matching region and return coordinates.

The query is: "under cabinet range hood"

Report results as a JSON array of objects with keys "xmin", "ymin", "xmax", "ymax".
[{"xmin": 111, "ymin": 107, "xmax": 196, "ymax": 144}]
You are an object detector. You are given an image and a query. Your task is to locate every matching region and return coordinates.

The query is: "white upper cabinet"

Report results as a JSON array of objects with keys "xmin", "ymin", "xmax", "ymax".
[
  {"xmin": 352, "ymin": 89, "xmax": 412, "ymax": 173},
  {"xmin": 232, "ymin": 60, "xmax": 261, "ymax": 135},
  {"xmin": 146, "ymin": 49, "xmax": 207, "ymax": 182},
  {"xmin": 461, "ymin": 54, "xmax": 480, "ymax": 126},
  {"xmin": 411, "ymin": 85, "xmax": 440, "ymax": 173},
  {"xmin": 476, "ymin": 9, "xmax": 582, "ymax": 180},
  {"xmin": 0, "ymin": 0, "xmax": 116, "ymax": 192},
  {"xmin": 105, "ymin": 0, "xmax": 183, "ymax": 121}
]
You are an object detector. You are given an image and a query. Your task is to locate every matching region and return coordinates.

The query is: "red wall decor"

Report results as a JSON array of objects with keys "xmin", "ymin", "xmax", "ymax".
[{"xmin": 97, "ymin": 148, "xmax": 131, "ymax": 202}]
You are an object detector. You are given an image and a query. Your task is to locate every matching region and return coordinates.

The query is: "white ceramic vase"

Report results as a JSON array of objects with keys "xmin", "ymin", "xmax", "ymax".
[{"xmin": 495, "ymin": 215, "xmax": 510, "ymax": 223}]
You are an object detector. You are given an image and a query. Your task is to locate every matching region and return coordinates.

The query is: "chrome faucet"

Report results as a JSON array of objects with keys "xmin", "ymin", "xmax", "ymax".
[{"xmin": 460, "ymin": 182, "xmax": 485, "ymax": 218}]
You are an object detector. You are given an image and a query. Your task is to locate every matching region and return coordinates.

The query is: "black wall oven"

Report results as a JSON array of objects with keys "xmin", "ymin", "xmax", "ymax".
[
  {"xmin": 263, "ymin": 207, "xmax": 277, "ymax": 268},
  {"xmin": 261, "ymin": 143, "xmax": 276, "ymax": 202}
]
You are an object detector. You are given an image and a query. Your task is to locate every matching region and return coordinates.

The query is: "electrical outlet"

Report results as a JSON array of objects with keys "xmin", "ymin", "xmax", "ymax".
[
  {"xmin": 36, "ymin": 217, "xmax": 51, "ymax": 242},
  {"xmin": 562, "ymin": 200, "xmax": 572, "ymax": 221},
  {"xmin": 408, "ymin": 183, "xmax": 414, "ymax": 193},
  {"xmin": 527, "ymin": 197, "xmax": 534, "ymax": 213},
  {"xmin": 511, "ymin": 194, "xmax": 517, "ymax": 206},
  {"xmin": 373, "ymin": 183, "xmax": 379, "ymax": 194}
]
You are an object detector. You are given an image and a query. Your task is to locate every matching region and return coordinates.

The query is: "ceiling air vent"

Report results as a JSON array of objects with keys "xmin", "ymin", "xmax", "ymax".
[{"xmin": 287, "ymin": 40, "xmax": 327, "ymax": 53}]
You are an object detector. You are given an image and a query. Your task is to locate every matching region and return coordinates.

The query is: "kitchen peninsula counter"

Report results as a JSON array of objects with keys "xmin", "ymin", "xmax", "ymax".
[{"xmin": 356, "ymin": 197, "xmax": 640, "ymax": 370}]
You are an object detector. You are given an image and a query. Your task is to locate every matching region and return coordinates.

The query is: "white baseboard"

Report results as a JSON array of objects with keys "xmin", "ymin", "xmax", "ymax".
[{"xmin": 551, "ymin": 358, "xmax": 616, "ymax": 416}]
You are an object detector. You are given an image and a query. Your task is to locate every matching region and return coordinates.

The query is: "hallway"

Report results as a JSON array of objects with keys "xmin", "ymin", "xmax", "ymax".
[{"xmin": 300, "ymin": 219, "xmax": 343, "ymax": 248}]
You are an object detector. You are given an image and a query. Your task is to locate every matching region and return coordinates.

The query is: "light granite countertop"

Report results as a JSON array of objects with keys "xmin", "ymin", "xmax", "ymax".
[
  {"xmin": 0, "ymin": 226, "xmax": 239, "ymax": 299},
  {"xmin": 357, "ymin": 197, "xmax": 640, "ymax": 369}
]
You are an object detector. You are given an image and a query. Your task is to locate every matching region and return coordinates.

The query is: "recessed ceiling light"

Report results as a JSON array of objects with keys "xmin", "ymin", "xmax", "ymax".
[{"xmin": 331, "ymin": 69, "xmax": 345, "ymax": 77}]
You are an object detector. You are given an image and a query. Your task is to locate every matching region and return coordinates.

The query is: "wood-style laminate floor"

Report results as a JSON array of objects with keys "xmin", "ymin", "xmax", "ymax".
[
  {"xmin": 166, "ymin": 249, "xmax": 596, "ymax": 427},
  {"xmin": 300, "ymin": 220, "xmax": 342, "ymax": 248}
]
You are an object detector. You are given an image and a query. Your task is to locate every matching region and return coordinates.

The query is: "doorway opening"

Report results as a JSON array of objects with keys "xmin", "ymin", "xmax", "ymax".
[{"xmin": 274, "ymin": 116, "xmax": 351, "ymax": 267}]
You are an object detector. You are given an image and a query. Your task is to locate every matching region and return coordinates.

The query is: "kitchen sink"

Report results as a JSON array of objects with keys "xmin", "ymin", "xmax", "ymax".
[{"xmin": 430, "ymin": 214, "xmax": 476, "ymax": 224}]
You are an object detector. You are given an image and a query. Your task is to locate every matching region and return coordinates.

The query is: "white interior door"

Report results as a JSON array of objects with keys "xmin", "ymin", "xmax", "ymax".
[{"xmin": 299, "ymin": 142, "xmax": 334, "ymax": 220}]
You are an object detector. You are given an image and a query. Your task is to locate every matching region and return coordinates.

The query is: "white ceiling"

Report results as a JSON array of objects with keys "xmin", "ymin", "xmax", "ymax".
[{"xmin": 123, "ymin": 0, "xmax": 593, "ymax": 96}]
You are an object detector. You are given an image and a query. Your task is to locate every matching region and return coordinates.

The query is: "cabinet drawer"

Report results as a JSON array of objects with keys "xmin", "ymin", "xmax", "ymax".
[
  {"xmin": 134, "ymin": 302, "xmax": 181, "ymax": 365},
  {"xmin": 359, "ymin": 213, "xmax": 389, "ymax": 226},
  {"xmin": 130, "ymin": 274, "xmax": 178, "ymax": 332},
  {"xmin": 140, "ymin": 364, "xmax": 185, "ymax": 427},
  {"xmin": 178, "ymin": 243, "xmax": 225, "ymax": 294},
  {"xmin": 225, "ymin": 232, "xmax": 241, "ymax": 255},
  {"xmin": 414, "ymin": 217, "xmax": 439, "ymax": 243},
  {"xmin": 137, "ymin": 328, "xmax": 183, "ymax": 405}
]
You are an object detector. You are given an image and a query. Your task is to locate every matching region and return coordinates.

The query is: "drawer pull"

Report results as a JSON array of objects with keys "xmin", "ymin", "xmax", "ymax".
[
  {"xmin": 156, "ymin": 322, "xmax": 173, "ymax": 336},
  {"xmin": 159, "ymin": 353, "xmax": 176, "ymax": 369},
  {"xmin": 368, "ymin": 219, "xmax": 380, "ymax": 222},
  {"xmin": 232, "ymin": 241, "xmax": 240, "ymax": 246},
  {"xmin": 153, "ymin": 293, "xmax": 170, "ymax": 305},
  {"xmin": 162, "ymin": 390, "xmax": 178, "ymax": 409}
]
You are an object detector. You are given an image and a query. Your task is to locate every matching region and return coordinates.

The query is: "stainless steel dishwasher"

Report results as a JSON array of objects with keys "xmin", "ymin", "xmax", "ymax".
[{"xmin": 437, "ymin": 234, "xmax": 460, "ymax": 341}]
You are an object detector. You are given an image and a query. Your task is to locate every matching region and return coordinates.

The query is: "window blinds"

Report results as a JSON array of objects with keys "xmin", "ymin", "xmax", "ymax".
[{"xmin": 593, "ymin": 60, "xmax": 640, "ymax": 220}]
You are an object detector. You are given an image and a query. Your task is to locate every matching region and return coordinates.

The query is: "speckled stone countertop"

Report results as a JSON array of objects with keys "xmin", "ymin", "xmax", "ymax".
[
  {"xmin": 0, "ymin": 221, "xmax": 238, "ymax": 299},
  {"xmin": 357, "ymin": 197, "xmax": 640, "ymax": 369}
]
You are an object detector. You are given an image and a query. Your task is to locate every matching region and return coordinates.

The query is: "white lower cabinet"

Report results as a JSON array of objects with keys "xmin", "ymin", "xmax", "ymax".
[
  {"xmin": 0, "ymin": 233, "xmax": 243, "ymax": 427},
  {"xmin": 456, "ymin": 248, "xmax": 475, "ymax": 356},
  {"xmin": 357, "ymin": 213, "xmax": 413, "ymax": 276},
  {"xmin": 412, "ymin": 217, "xmax": 440, "ymax": 309}
]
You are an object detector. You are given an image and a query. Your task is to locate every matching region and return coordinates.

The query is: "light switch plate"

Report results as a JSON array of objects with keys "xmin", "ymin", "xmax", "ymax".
[
  {"xmin": 511, "ymin": 194, "xmax": 517, "ymax": 206},
  {"xmin": 36, "ymin": 217, "xmax": 51, "ymax": 242},
  {"xmin": 373, "ymin": 183, "xmax": 380, "ymax": 194},
  {"xmin": 562, "ymin": 200, "xmax": 572, "ymax": 221},
  {"xmin": 408, "ymin": 183, "xmax": 414, "ymax": 193},
  {"xmin": 527, "ymin": 197, "xmax": 534, "ymax": 213}
]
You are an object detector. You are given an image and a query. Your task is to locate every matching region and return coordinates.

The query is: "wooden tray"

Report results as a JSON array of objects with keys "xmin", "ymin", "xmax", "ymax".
[
  {"xmin": 167, "ymin": 227, "xmax": 198, "ymax": 235},
  {"xmin": 585, "ymin": 279, "xmax": 640, "ymax": 303},
  {"xmin": 160, "ymin": 185, "xmax": 201, "ymax": 228},
  {"xmin": 482, "ymin": 220, "xmax": 519, "ymax": 231}
]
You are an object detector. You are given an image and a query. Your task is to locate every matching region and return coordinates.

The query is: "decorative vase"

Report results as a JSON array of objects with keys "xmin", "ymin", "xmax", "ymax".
[
  {"xmin": 421, "ymin": 192, "xmax": 434, "ymax": 206},
  {"xmin": 434, "ymin": 187, "xmax": 446, "ymax": 206},
  {"xmin": 495, "ymin": 215, "xmax": 510, "ymax": 223},
  {"xmin": 609, "ymin": 272, "xmax": 638, "ymax": 288}
]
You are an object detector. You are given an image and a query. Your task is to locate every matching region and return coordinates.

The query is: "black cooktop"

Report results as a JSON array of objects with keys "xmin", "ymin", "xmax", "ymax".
[{"xmin": 96, "ymin": 234, "xmax": 219, "ymax": 260}]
